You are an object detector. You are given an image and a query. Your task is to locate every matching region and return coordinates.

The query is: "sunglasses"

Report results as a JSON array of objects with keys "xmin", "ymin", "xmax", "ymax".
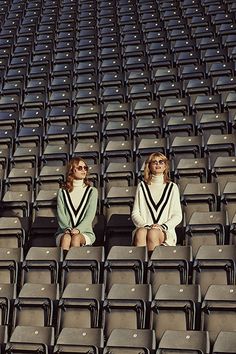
[
  {"xmin": 150, "ymin": 160, "xmax": 165, "ymax": 165},
  {"xmin": 75, "ymin": 165, "xmax": 89, "ymax": 171}
]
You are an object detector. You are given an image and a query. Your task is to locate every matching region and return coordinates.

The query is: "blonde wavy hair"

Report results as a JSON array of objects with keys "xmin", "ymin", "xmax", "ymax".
[
  {"xmin": 143, "ymin": 152, "xmax": 170, "ymax": 185},
  {"xmin": 63, "ymin": 157, "xmax": 91, "ymax": 192}
]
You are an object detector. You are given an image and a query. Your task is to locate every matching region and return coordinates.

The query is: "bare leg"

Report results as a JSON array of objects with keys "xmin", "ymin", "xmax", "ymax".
[
  {"xmin": 133, "ymin": 227, "xmax": 148, "ymax": 247},
  {"xmin": 147, "ymin": 228, "xmax": 165, "ymax": 251},
  {"xmin": 71, "ymin": 233, "xmax": 86, "ymax": 247},
  {"xmin": 60, "ymin": 233, "xmax": 72, "ymax": 251}
]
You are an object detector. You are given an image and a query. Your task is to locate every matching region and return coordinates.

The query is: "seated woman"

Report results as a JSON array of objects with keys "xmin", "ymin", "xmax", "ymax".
[
  {"xmin": 55, "ymin": 157, "xmax": 98, "ymax": 255},
  {"xmin": 131, "ymin": 152, "xmax": 182, "ymax": 255}
]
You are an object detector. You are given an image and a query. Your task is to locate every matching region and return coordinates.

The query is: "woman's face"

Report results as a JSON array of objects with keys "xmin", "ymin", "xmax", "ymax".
[
  {"xmin": 149, "ymin": 156, "xmax": 166, "ymax": 175},
  {"xmin": 72, "ymin": 161, "xmax": 88, "ymax": 180}
]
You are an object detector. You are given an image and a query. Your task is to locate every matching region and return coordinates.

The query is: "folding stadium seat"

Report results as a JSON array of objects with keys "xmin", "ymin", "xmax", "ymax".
[
  {"xmin": 184, "ymin": 78, "xmax": 212, "ymax": 96},
  {"xmin": 5, "ymin": 325, "xmax": 54, "ymax": 354},
  {"xmin": 75, "ymin": 73, "xmax": 98, "ymax": 91},
  {"xmin": 196, "ymin": 112, "xmax": 229, "ymax": 142},
  {"xmin": 201, "ymin": 284, "xmax": 236, "ymax": 345},
  {"xmin": 178, "ymin": 64, "xmax": 206, "ymax": 81},
  {"xmin": 57, "ymin": 283, "xmax": 104, "ymax": 334},
  {"xmin": 46, "ymin": 106, "xmax": 73, "ymax": 126},
  {"xmin": 211, "ymin": 156, "xmax": 236, "ymax": 186},
  {"xmin": 192, "ymin": 245, "xmax": 236, "ymax": 298},
  {"xmin": 36, "ymin": 164, "xmax": 66, "ymax": 192},
  {"xmin": 102, "ymin": 120, "xmax": 131, "ymax": 142},
  {"xmin": 133, "ymin": 115, "xmax": 163, "ymax": 140},
  {"xmin": 75, "ymin": 88, "xmax": 98, "ymax": 105},
  {"xmin": 204, "ymin": 134, "xmax": 236, "ymax": 164},
  {"xmin": 174, "ymin": 157, "xmax": 209, "ymax": 194},
  {"xmin": 169, "ymin": 135, "xmax": 203, "ymax": 167},
  {"xmin": 0, "ymin": 216, "xmax": 29, "ymax": 248},
  {"xmin": 45, "ymin": 124, "xmax": 72, "ymax": 147},
  {"xmin": 0, "ymin": 283, "xmax": 16, "ymax": 327},
  {"xmin": 160, "ymin": 96, "xmax": 190, "ymax": 116},
  {"xmin": 102, "ymin": 139, "xmax": 134, "ymax": 166},
  {"xmin": 103, "ymin": 246, "xmax": 147, "ymax": 292},
  {"xmin": 32, "ymin": 188, "xmax": 58, "ymax": 219},
  {"xmin": 135, "ymin": 137, "xmax": 168, "ymax": 171},
  {"xmin": 22, "ymin": 92, "xmax": 47, "ymax": 110},
  {"xmin": 164, "ymin": 115, "xmax": 196, "ymax": 139},
  {"xmin": 191, "ymin": 94, "xmax": 222, "ymax": 115},
  {"xmin": 212, "ymin": 331, "xmax": 236, "ymax": 354},
  {"xmin": 72, "ymin": 141, "xmax": 100, "ymax": 165},
  {"xmin": 20, "ymin": 108, "xmax": 46, "ymax": 127},
  {"xmin": 102, "ymin": 283, "xmax": 151, "ymax": 338},
  {"xmin": 75, "ymin": 104, "xmax": 101, "ymax": 123},
  {"xmin": 150, "ymin": 284, "xmax": 201, "ymax": 342},
  {"xmin": 41, "ymin": 143, "xmax": 71, "ymax": 167},
  {"xmin": 54, "ymin": 328, "xmax": 104, "ymax": 354},
  {"xmin": 220, "ymin": 180, "xmax": 236, "ymax": 227},
  {"xmin": 103, "ymin": 185, "xmax": 136, "ymax": 223},
  {"xmin": 185, "ymin": 210, "xmax": 228, "ymax": 257},
  {"xmin": 103, "ymin": 161, "xmax": 135, "ymax": 191},
  {"xmin": 182, "ymin": 182, "xmax": 219, "ymax": 214},
  {"xmin": 222, "ymin": 91, "xmax": 236, "ymax": 111},
  {"xmin": 99, "ymin": 72, "xmax": 124, "ymax": 90},
  {"xmin": 155, "ymin": 81, "xmax": 182, "ymax": 99},
  {"xmin": 157, "ymin": 330, "xmax": 210, "ymax": 354},
  {"xmin": 0, "ymin": 189, "xmax": 33, "ymax": 218},
  {"xmin": 61, "ymin": 246, "xmax": 105, "ymax": 289},
  {"xmin": 208, "ymin": 62, "xmax": 235, "ymax": 79},
  {"xmin": 0, "ymin": 247, "xmax": 23, "ymax": 285},
  {"xmin": 21, "ymin": 247, "xmax": 63, "ymax": 285},
  {"xmin": 103, "ymin": 328, "xmax": 156, "ymax": 354},
  {"xmin": 200, "ymin": 48, "xmax": 228, "ymax": 64},
  {"xmin": 11, "ymin": 283, "xmax": 59, "ymax": 330},
  {"xmin": 147, "ymin": 246, "xmax": 192, "ymax": 296},
  {"xmin": 99, "ymin": 86, "xmax": 126, "ymax": 104},
  {"xmin": 152, "ymin": 67, "xmax": 178, "ymax": 84}
]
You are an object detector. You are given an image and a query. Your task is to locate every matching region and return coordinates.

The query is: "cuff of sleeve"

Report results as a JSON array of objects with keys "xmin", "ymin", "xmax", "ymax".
[
  {"xmin": 161, "ymin": 224, "xmax": 168, "ymax": 231},
  {"xmin": 84, "ymin": 235, "xmax": 92, "ymax": 246}
]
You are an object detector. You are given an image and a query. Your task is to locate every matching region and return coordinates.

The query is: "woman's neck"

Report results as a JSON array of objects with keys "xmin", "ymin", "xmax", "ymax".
[
  {"xmin": 151, "ymin": 174, "xmax": 164, "ymax": 184},
  {"xmin": 73, "ymin": 179, "xmax": 84, "ymax": 187}
]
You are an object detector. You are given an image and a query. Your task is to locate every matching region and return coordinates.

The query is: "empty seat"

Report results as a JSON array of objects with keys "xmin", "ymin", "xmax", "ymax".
[
  {"xmin": 0, "ymin": 247, "xmax": 23, "ymax": 285},
  {"xmin": 192, "ymin": 245, "xmax": 236, "ymax": 298},
  {"xmin": 104, "ymin": 246, "xmax": 147, "ymax": 292},
  {"xmin": 150, "ymin": 284, "xmax": 201, "ymax": 342},
  {"xmin": 54, "ymin": 328, "xmax": 104, "ymax": 354},
  {"xmin": 201, "ymin": 285, "xmax": 236, "ymax": 345},
  {"xmin": 11, "ymin": 283, "xmax": 59, "ymax": 330},
  {"xmin": 104, "ymin": 328, "xmax": 156, "ymax": 354},
  {"xmin": 147, "ymin": 246, "xmax": 193, "ymax": 296},
  {"xmin": 61, "ymin": 246, "xmax": 105, "ymax": 289},
  {"xmin": 21, "ymin": 247, "xmax": 63, "ymax": 285},
  {"xmin": 157, "ymin": 330, "xmax": 210, "ymax": 354},
  {"xmin": 57, "ymin": 283, "xmax": 104, "ymax": 334},
  {"xmin": 102, "ymin": 283, "xmax": 151, "ymax": 338},
  {"xmin": 5, "ymin": 325, "xmax": 54, "ymax": 354},
  {"xmin": 212, "ymin": 331, "xmax": 236, "ymax": 354}
]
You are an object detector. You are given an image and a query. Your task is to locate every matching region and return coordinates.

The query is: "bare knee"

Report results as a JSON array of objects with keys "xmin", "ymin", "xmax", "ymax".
[
  {"xmin": 60, "ymin": 233, "xmax": 72, "ymax": 250},
  {"xmin": 133, "ymin": 227, "xmax": 147, "ymax": 246},
  {"xmin": 71, "ymin": 233, "xmax": 86, "ymax": 247},
  {"xmin": 147, "ymin": 229, "xmax": 165, "ymax": 251}
]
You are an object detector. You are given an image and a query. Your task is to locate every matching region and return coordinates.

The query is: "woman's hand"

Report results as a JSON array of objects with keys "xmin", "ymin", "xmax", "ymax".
[
  {"xmin": 151, "ymin": 224, "xmax": 161, "ymax": 230},
  {"xmin": 70, "ymin": 228, "xmax": 80, "ymax": 236}
]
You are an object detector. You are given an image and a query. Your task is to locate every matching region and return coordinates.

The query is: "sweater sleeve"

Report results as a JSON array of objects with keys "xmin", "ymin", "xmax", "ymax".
[
  {"xmin": 131, "ymin": 183, "xmax": 147, "ymax": 228},
  {"xmin": 76, "ymin": 187, "xmax": 98, "ymax": 232},
  {"xmin": 161, "ymin": 183, "xmax": 182, "ymax": 231},
  {"xmin": 56, "ymin": 189, "xmax": 71, "ymax": 231}
]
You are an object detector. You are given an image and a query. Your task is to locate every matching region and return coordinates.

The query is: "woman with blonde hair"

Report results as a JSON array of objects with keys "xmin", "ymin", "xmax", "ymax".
[
  {"xmin": 131, "ymin": 152, "xmax": 182, "ymax": 254},
  {"xmin": 55, "ymin": 157, "xmax": 98, "ymax": 254}
]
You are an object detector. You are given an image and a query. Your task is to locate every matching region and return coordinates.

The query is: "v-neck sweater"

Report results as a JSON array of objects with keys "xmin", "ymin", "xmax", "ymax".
[
  {"xmin": 131, "ymin": 175, "xmax": 182, "ymax": 246},
  {"xmin": 55, "ymin": 180, "xmax": 98, "ymax": 245}
]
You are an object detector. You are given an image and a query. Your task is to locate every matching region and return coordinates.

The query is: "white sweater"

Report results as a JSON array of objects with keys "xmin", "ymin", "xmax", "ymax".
[{"xmin": 131, "ymin": 175, "xmax": 182, "ymax": 245}]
